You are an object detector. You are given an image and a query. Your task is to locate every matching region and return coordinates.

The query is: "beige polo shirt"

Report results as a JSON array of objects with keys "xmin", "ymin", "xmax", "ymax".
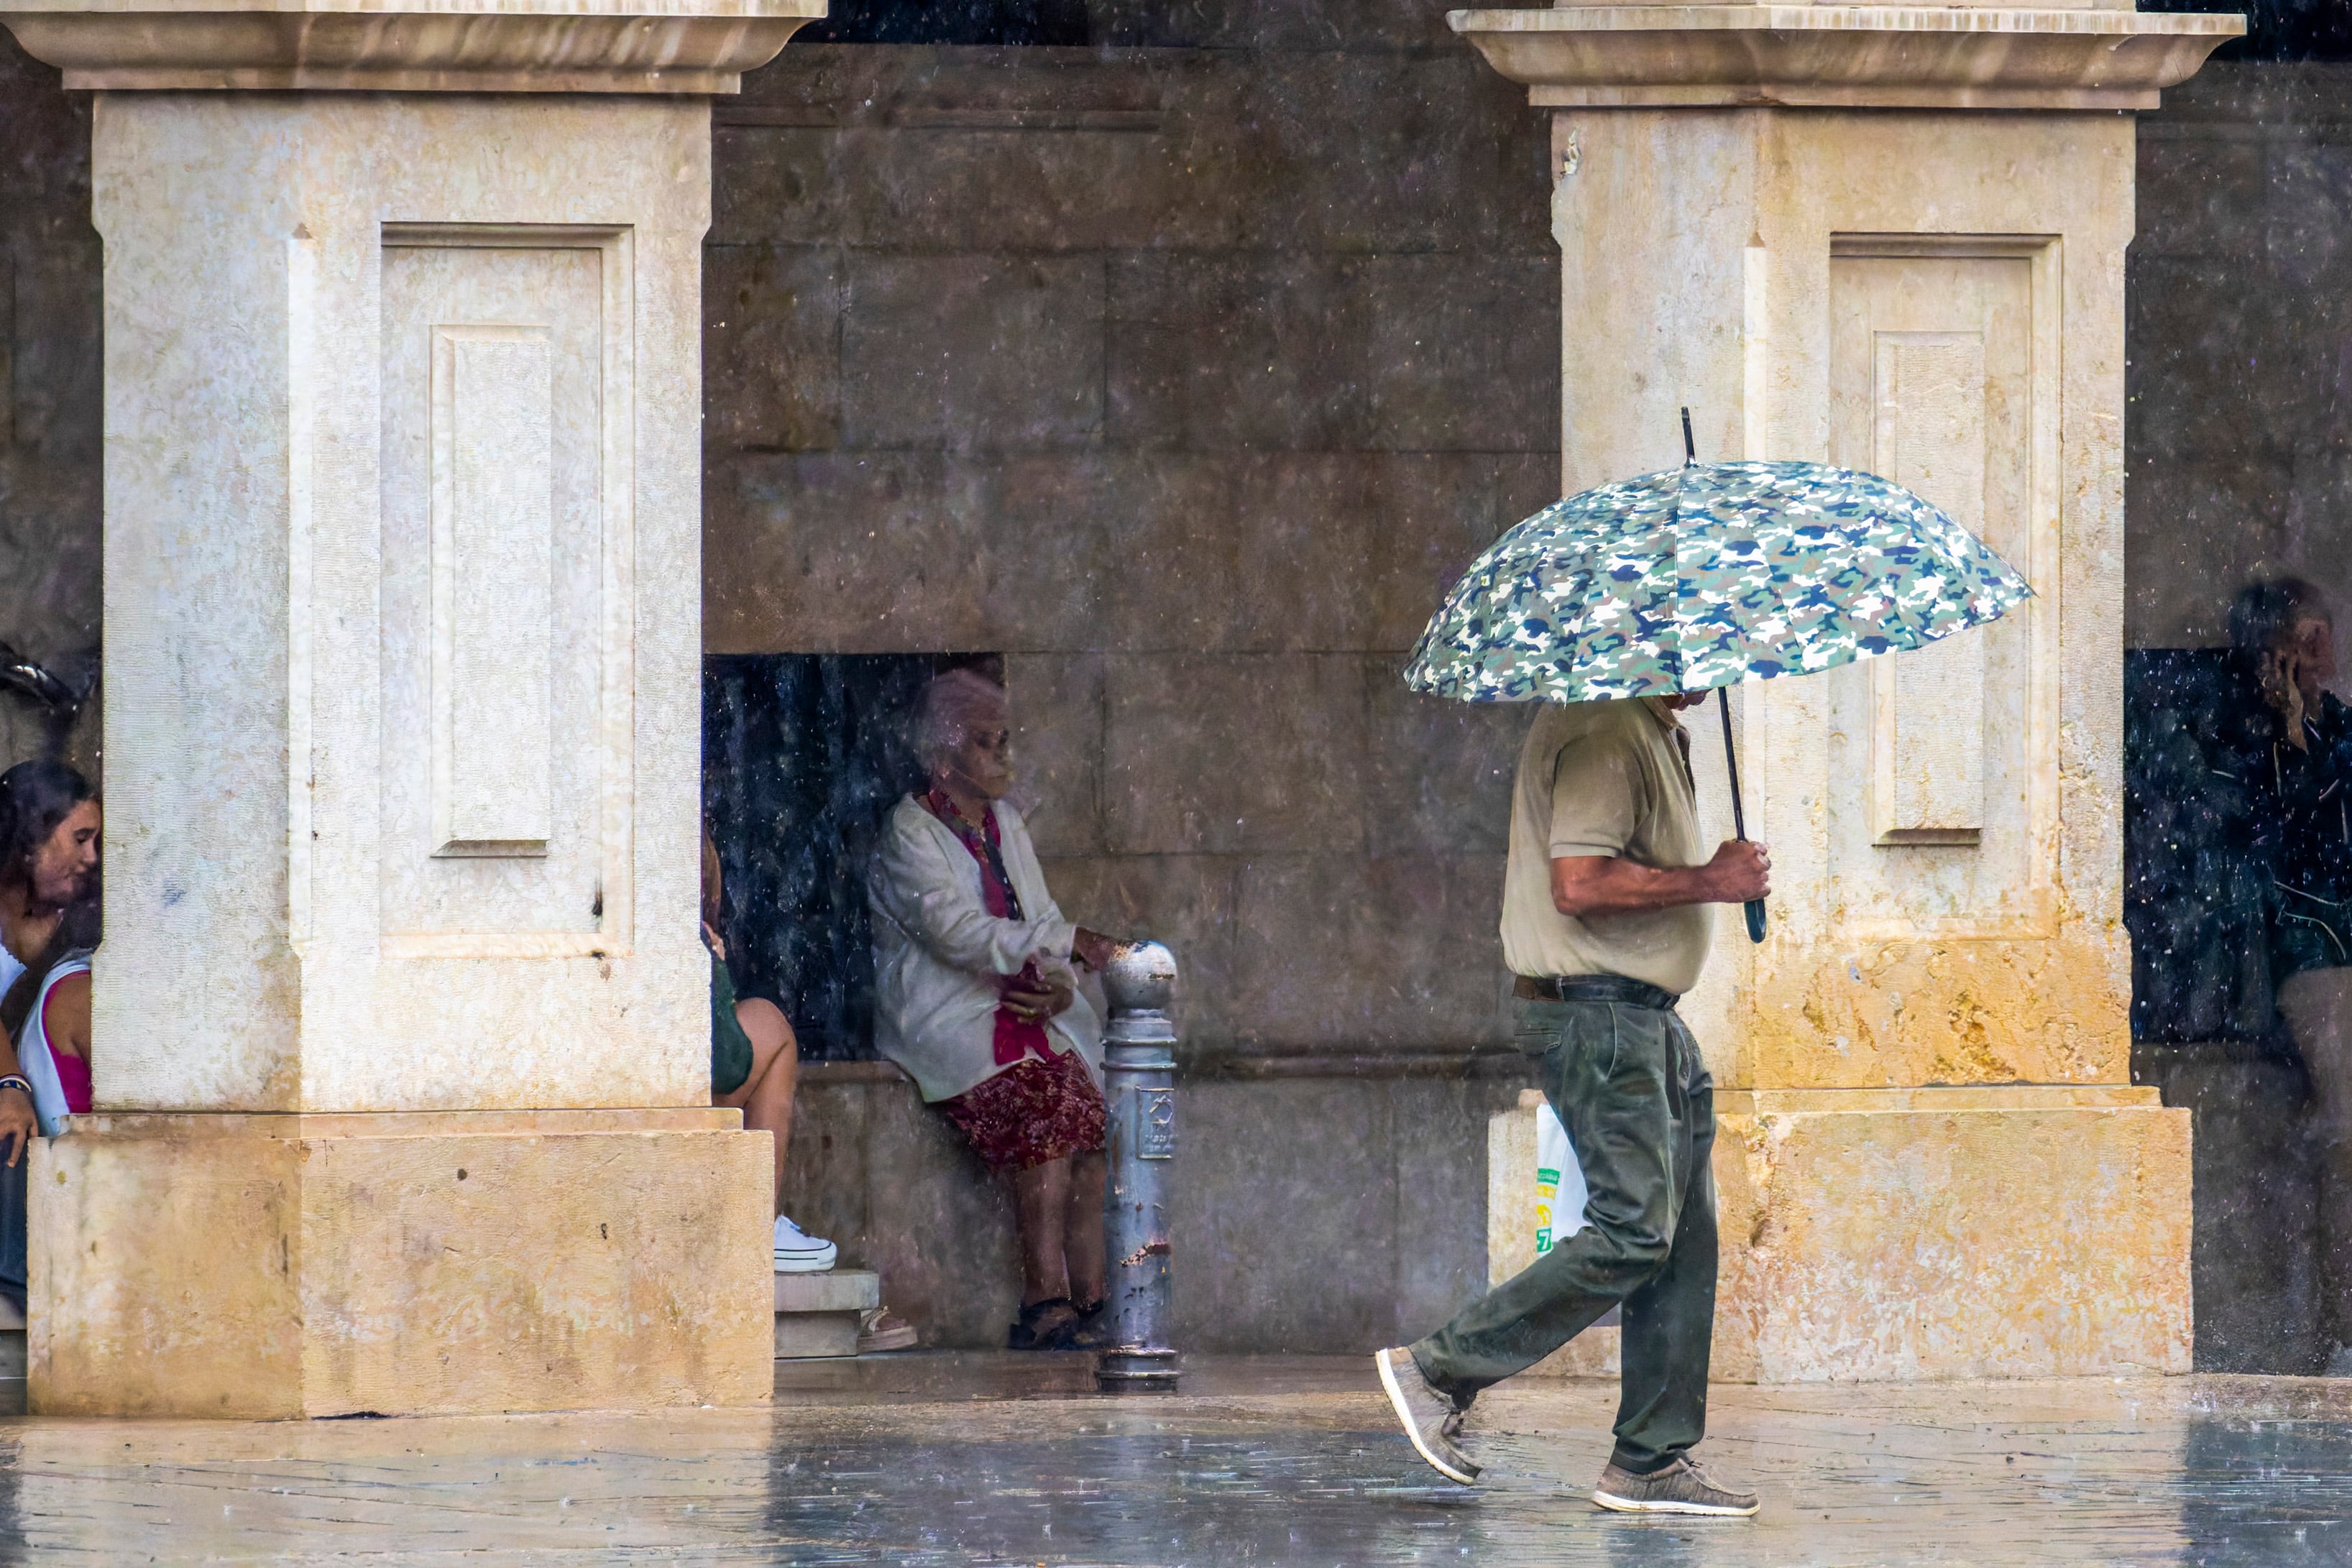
[{"xmin": 1499, "ymin": 697, "xmax": 1713, "ymax": 995}]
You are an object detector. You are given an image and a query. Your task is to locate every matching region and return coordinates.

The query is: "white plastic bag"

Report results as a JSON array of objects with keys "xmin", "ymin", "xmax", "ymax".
[{"xmin": 1534, "ymin": 1101, "xmax": 1591, "ymax": 1255}]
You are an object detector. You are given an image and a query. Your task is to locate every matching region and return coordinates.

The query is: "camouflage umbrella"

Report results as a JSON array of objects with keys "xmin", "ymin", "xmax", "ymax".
[{"xmin": 1402, "ymin": 412, "xmax": 2032, "ymax": 939}]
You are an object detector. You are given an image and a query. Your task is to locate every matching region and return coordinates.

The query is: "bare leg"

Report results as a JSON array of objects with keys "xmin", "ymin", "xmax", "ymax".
[
  {"xmin": 717, "ymin": 997, "xmax": 799, "ymax": 1214},
  {"xmin": 1065, "ymin": 1148, "xmax": 1108, "ymax": 1307},
  {"xmin": 1012, "ymin": 1156, "xmax": 1074, "ymax": 1306}
]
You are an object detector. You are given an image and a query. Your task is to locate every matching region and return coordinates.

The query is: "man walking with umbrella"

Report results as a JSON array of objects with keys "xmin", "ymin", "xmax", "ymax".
[
  {"xmin": 1374, "ymin": 688, "xmax": 1768, "ymax": 1516},
  {"xmin": 1374, "ymin": 418, "xmax": 2034, "ymax": 1515}
]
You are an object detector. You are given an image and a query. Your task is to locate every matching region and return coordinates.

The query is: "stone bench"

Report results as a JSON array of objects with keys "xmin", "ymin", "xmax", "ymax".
[{"xmin": 775, "ymin": 1268, "xmax": 879, "ymax": 1360}]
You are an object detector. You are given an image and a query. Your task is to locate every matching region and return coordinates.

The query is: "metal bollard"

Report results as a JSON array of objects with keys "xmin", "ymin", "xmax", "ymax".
[{"xmin": 1096, "ymin": 940, "xmax": 1180, "ymax": 1393}]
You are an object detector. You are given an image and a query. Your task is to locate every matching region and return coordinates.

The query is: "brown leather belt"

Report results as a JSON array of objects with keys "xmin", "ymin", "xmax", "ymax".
[{"xmin": 1513, "ymin": 974, "xmax": 1681, "ymax": 1010}]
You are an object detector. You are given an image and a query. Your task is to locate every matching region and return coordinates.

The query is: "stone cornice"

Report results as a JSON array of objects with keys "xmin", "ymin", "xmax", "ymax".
[
  {"xmin": 0, "ymin": 0, "xmax": 825, "ymax": 93},
  {"xmin": 1449, "ymin": 5, "xmax": 2245, "ymax": 110}
]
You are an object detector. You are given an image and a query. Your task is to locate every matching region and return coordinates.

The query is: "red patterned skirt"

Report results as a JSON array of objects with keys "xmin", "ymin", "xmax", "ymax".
[{"xmin": 939, "ymin": 1048, "xmax": 1107, "ymax": 1172}]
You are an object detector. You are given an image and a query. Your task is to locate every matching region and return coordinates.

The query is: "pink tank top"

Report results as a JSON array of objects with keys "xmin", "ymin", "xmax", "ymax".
[{"xmin": 34, "ymin": 967, "xmax": 91, "ymax": 1115}]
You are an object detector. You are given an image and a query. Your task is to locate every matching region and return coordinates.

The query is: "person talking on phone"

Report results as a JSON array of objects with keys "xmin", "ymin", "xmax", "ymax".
[{"xmin": 2229, "ymin": 579, "xmax": 2352, "ymax": 1372}]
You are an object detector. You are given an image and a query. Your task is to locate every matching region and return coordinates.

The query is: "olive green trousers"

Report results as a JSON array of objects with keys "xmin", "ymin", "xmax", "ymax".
[{"xmin": 1410, "ymin": 993, "xmax": 1717, "ymax": 1475}]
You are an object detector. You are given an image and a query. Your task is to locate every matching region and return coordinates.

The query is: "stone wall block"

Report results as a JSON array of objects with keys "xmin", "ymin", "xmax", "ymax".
[
  {"xmin": 704, "ymin": 243, "xmax": 842, "ymax": 454},
  {"xmin": 704, "ymin": 448, "xmax": 1545, "ymax": 660},
  {"xmin": 1362, "ymin": 453, "xmax": 1535, "ymax": 653},
  {"xmin": 784, "ymin": 1067, "xmax": 1515, "ymax": 1352},
  {"xmin": 2137, "ymin": 1048, "xmax": 2323, "ymax": 1373},
  {"xmin": 7, "ymin": 222, "xmax": 100, "ymax": 461},
  {"xmin": 842, "ymin": 252, "xmax": 1104, "ymax": 453},
  {"xmin": 706, "ymin": 451, "xmax": 1139, "ymax": 655},
  {"xmin": 840, "ymin": 1087, "xmax": 1020, "ymax": 1347},
  {"xmin": 778, "ymin": 1079, "xmax": 873, "ymax": 1248},
  {"xmin": 1004, "ymin": 651, "xmax": 1106, "ymax": 857},
  {"xmin": 1170, "ymin": 1079, "xmax": 1403, "ymax": 1352},
  {"xmin": 1361, "ymin": 676, "xmax": 1520, "ymax": 856},
  {"xmin": 981, "ymin": 453, "xmax": 1123, "ymax": 650},
  {"xmin": 2133, "ymin": 131, "xmax": 2265, "ymax": 262},
  {"xmin": 1200, "ymin": 53, "xmax": 1556, "ymax": 255},
  {"xmin": 710, "ymin": 125, "xmax": 844, "ymax": 249},
  {"xmin": 1035, "ymin": 851, "xmax": 1239, "ymax": 1046},
  {"xmin": 723, "ymin": 48, "xmax": 1226, "ymax": 254},
  {"xmin": 2126, "ymin": 257, "xmax": 2318, "ymax": 463},
  {"xmin": 1228, "ymin": 852, "xmax": 1510, "ymax": 1051},
  {"xmin": 1107, "ymin": 252, "xmax": 1557, "ymax": 453},
  {"xmin": 2266, "ymin": 139, "xmax": 2352, "ymax": 290},
  {"xmin": 1101, "ymin": 652, "xmax": 1367, "ymax": 855},
  {"xmin": 704, "ymin": 452, "xmax": 997, "ymax": 655},
  {"xmin": 718, "ymin": 47, "xmax": 1551, "ymax": 257},
  {"xmin": 1088, "ymin": 0, "xmax": 1453, "ymax": 51},
  {"xmin": 817, "ymin": 123, "xmax": 1212, "ymax": 255},
  {"xmin": 1392, "ymin": 1078, "xmax": 1518, "ymax": 1338},
  {"xmin": 2124, "ymin": 448, "xmax": 2297, "ymax": 647}
]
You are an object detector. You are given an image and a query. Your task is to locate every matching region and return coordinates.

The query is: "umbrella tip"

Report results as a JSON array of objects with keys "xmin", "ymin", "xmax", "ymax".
[{"xmin": 1680, "ymin": 406, "xmax": 1696, "ymax": 466}]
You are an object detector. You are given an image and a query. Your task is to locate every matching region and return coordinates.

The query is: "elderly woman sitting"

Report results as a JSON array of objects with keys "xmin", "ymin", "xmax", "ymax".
[{"xmin": 870, "ymin": 670, "xmax": 1122, "ymax": 1351}]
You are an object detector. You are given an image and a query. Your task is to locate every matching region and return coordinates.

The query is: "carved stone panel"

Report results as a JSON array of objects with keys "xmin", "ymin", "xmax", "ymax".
[
  {"xmin": 377, "ymin": 227, "xmax": 634, "ymax": 959},
  {"xmin": 1824, "ymin": 241, "xmax": 2054, "ymax": 942}
]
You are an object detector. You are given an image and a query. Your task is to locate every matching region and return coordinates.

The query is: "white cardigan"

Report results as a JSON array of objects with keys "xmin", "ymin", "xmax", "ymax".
[{"xmin": 868, "ymin": 795, "xmax": 1103, "ymax": 1103}]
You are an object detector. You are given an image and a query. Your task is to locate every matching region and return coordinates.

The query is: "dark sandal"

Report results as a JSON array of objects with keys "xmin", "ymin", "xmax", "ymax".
[
  {"xmin": 1068, "ymin": 1298, "xmax": 1113, "ymax": 1350},
  {"xmin": 1007, "ymin": 1296, "xmax": 1080, "ymax": 1351}
]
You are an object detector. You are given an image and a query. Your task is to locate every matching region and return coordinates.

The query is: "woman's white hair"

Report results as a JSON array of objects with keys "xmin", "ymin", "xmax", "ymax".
[{"xmin": 917, "ymin": 668, "xmax": 1009, "ymax": 762}]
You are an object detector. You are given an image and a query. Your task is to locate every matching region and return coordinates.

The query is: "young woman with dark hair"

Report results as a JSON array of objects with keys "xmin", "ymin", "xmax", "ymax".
[{"xmin": 0, "ymin": 758, "xmax": 99, "ymax": 1314}]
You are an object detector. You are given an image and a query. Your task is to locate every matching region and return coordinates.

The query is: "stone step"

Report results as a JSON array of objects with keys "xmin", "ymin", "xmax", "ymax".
[{"xmin": 774, "ymin": 1268, "xmax": 879, "ymax": 1360}]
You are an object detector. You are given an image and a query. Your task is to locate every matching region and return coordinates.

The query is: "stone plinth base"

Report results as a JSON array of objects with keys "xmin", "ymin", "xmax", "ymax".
[
  {"xmin": 1490, "ymin": 1087, "xmax": 2192, "ymax": 1382},
  {"xmin": 29, "ymin": 1110, "xmax": 772, "ymax": 1418}
]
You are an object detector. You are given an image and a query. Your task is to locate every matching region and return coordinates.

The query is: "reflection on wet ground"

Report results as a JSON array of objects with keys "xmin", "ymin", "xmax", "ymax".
[{"xmin": 0, "ymin": 1356, "xmax": 2344, "ymax": 1562}]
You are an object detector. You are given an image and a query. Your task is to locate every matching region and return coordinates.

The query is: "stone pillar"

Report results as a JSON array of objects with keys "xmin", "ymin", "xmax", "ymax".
[
  {"xmin": 1456, "ymin": 2, "xmax": 2237, "ymax": 1379},
  {"xmin": 0, "ymin": 0, "xmax": 819, "ymax": 1416}
]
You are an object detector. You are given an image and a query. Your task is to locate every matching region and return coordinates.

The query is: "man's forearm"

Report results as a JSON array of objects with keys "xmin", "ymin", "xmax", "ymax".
[{"xmin": 1552, "ymin": 856, "xmax": 1720, "ymax": 918}]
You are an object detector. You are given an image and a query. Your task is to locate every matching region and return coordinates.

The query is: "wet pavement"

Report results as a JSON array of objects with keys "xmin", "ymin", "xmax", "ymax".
[{"xmin": 0, "ymin": 1355, "xmax": 2343, "ymax": 1562}]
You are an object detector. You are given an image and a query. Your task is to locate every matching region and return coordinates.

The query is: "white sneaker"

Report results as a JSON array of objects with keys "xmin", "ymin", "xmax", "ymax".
[{"xmin": 773, "ymin": 1215, "xmax": 837, "ymax": 1273}]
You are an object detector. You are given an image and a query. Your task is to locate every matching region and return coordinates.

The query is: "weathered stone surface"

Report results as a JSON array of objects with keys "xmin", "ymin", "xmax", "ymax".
[
  {"xmin": 92, "ymin": 93, "xmax": 713, "ymax": 1116},
  {"xmin": 705, "ymin": 451, "xmax": 997, "ymax": 655},
  {"xmin": 1004, "ymin": 652, "xmax": 1106, "ymax": 859},
  {"xmin": 2128, "ymin": 63, "xmax": 2352, "ymax": 651},
  {"xmin": 1034, "ymin": 852, "xmax": 1240, "ymax": 1046},
  {"xmin": 0, "ymin": 32, "xmax": 98, "ymax": 772},
  {"xmin": 1718, "ymin": 1089, "xmax": 2193, "ymax": 1381},
  {"xmin": 705, "ymin": 450, "xmax": 1543, "ymax": 657},
  {"xmin": 784, "ymin": 1068, "xmax": 1522, "ymax": 1353},
  {"xmin": 32, "ymin": 1112, "xmax": 773, "ymax": 1418},
  {"xmin": 1228, "ymin": 853, "xmax": 1509, "ymax": 1051},
  {"xmin": 704, "ymin": 243, "xmax": 842, "ymax": 453},
  {"xmin": 2126, "ymin": 448, "xmax": 2300, "ymax": 648},
  {"xmin": 841, "ymin": 253, "xmax": 1103, "ymax": 453},
  {"xmin": 1090, "ymin": 0, "xmax": 1453, "ymax": 51},
  {"xmin": 715, "ymin": 47, "xmax": 1551, "ymax": 259},
  {"xmin": 1488, "ymin": 1087, "xmax": 2192, "ymax": 1382},
  {"xmin": 2128, "ymin": 257, "xmax": 2323, "ymax": 464},
  {"xmin": 1361, "ymin": 679, "xmax": 1520, "ymax": 856},
  {"xmin": 1101, "ymin": 654, "xmax": 1367, "ymax": 857},
  {"xmin": 2137, "ymin": 1044, "xmax": 2324, "ymax": 1375},
  {"xmin": 2134, "ymin": 129, "xmax": 2265, "ymax": 262},
  {"xmin": 1107, "ymin": 252, "xmax": 1558, "ymax": 453}
]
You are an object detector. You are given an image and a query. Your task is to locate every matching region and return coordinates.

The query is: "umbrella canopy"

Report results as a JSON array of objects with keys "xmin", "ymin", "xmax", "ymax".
[{"xmin": 1403, "ymin": 459, "xmax": 2032, "ymax": 704}]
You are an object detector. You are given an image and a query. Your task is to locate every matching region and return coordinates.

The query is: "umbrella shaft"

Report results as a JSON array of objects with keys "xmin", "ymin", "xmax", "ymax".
[{"xmin": 1717, "ymin": 686, "xmax": 1749, "ymax": 841}]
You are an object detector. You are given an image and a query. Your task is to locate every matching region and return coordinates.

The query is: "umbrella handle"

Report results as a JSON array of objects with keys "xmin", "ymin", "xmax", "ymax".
[{"xmin": 1716, "ymin": 686, "xmax": 1768, "ymax": 946}]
